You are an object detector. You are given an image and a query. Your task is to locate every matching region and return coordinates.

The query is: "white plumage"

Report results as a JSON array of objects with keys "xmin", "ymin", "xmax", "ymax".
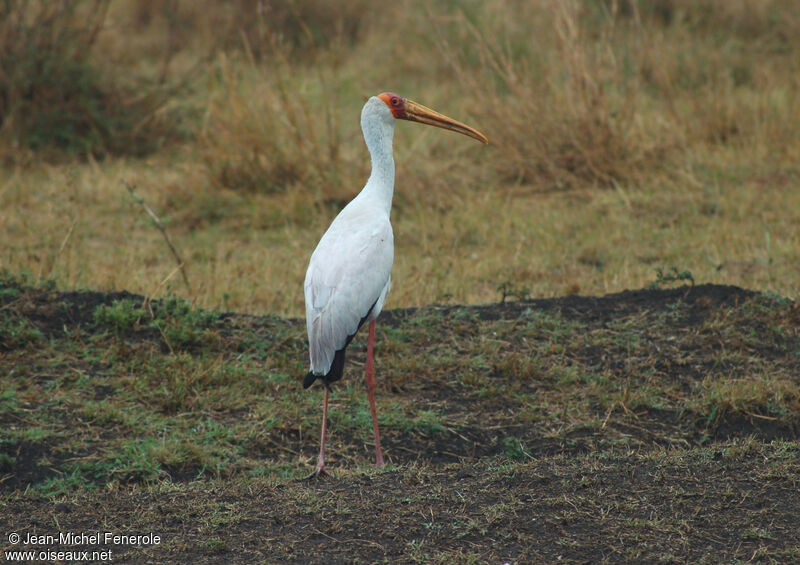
[{"xmin": 304, "ymin": 170, "xmax": 394, "ymax": 376}]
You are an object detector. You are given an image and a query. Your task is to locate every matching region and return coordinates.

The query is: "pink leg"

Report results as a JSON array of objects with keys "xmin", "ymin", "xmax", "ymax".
[
  {"xmin": 306, "ymin": 387, "xmax": 329, "ymax": 479},
  {"xmin": 365, "ymin": 320, "xmax": 385, "ymax": 467}
]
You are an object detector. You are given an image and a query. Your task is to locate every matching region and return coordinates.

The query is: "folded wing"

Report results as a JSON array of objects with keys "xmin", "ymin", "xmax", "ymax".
[{"xmin": 304, "ymin": 210, "xmax": 393, "ymax": 375}]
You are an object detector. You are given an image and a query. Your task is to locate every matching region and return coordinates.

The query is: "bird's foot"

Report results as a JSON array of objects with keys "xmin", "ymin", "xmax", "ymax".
[{"xmin": 301, "ymin": 466, "xmax": 330, "ymax": 481}]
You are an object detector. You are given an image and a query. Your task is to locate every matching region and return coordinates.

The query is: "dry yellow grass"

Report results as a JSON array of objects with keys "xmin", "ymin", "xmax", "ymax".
[{"xmin": 1, "ymin": 0, "xmax": 799, "ymax": 316}]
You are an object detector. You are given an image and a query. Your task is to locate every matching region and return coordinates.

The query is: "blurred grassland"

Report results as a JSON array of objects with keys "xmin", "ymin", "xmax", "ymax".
[{"xmin": 1, "ymin": 0, "xmax": 799, "ymax": 316}]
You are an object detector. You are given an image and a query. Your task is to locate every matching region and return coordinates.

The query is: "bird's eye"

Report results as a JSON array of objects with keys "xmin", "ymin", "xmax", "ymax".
[{"xmin": 391, "ymin": 97, "xmax": 400, "ymax": 105}]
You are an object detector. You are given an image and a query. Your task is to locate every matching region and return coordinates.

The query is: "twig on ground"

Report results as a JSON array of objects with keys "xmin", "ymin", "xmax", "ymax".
[{"xmin": 122, "ymin": 178, "xmax": 191, "ymax": 291}]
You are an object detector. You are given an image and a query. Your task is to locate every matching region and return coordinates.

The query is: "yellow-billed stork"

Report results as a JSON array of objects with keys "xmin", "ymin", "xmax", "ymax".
[{"xmin": 303, "ymin": 92, "xmax": 487, "ymax": 477}]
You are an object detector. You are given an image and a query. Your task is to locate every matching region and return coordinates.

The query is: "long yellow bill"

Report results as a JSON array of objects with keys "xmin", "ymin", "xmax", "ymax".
[{"xmin": 403, "ymin": 99, "xmax": 488, "ymax": 144}]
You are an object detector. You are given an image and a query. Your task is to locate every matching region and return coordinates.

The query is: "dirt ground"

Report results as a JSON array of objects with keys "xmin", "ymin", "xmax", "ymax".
[{"xmin": 1, "ymin": 281, "xmax": 799, "ymax": 563}]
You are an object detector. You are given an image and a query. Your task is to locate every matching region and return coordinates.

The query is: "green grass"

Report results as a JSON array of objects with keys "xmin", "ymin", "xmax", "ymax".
[{"xmin": 4, "ymin": 280, "xmax": 797, "ymax": 498}]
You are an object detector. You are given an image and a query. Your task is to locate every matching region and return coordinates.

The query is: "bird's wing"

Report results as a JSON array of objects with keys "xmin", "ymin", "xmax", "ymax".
[{"xmin": 304, "ymin": 211, "xmax": 393, "ymax": 374}]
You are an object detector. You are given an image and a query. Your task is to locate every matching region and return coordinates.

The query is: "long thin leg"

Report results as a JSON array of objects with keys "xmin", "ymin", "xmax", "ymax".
[
  {"xmin": 365, "ymin": 320, "xmax": 385, "ymax": 467},
  {"xmin": 306, "ymin": 387, "xmax": 329, "ymax": 479}
]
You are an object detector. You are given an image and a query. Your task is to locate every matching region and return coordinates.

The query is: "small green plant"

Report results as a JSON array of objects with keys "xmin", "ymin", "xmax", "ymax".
[
  {"xmin": 33, "ymin": 466, "xmax": 95, "ymax": 497},
  {"xmin": 501, "ymin": 436, "xmax": 530, "ymax": 460},
  {"xmin": 0, "ymin": 315, "xmax": 43, "ymax": 349},
  {"xmin": 0, "ymin": 270, "xmax": 29, "ymax": 289},
  {"xmin": 204, "ymin": 539, "xmax": 229, "ymax": 553},
  {"xmin": 0, "ymin": 389, "xmax": 19, "ymax": 416},
  {"xmin": 93, "ymin": 299, "xmax": 143, "ymax": 339},
  {"xmin": 0, "ymin": 452, "xmax": 16, "ymax": 471},
  {"xmin": 649, "ymin": 267, "xmax": 695, "ymax": 289},
  {"xmin": 0, "ymin": 286, "xmax": 20, "ymax": 299},
  {"xmin": 497, "ymin": 282, "xmax": 531, "ymax": 303},
  {"xmin": 742, "ymin": 527, "xmax": 774, "ymax": 541},
  {"xmin": 407, "ymin": 539, "xmax": 429, "ymax": 561},
  {"xmin": 93, "ymin": 296, "xmax": 218, "ymax": 350},
  {"xmin": 88, "ymin": 439, "xmax": 165, "ymax": 483},
  {"xmin": 149, "ymin": 296, "xmax": 218, "ymax": 349}
]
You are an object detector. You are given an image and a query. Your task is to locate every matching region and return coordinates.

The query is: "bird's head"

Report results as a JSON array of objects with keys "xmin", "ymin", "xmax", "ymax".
[{"xmin": 376, "ymin": 92, "xmax": 488, "ymax": 144}]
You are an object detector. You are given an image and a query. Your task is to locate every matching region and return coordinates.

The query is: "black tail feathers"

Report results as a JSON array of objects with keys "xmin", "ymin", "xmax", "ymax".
[
  {"xmin": 304, "ymin": 304, "xmax": 376, "ymax": 391},
  {"xmin": 303, "ymin": 347, "xmax": 346, "ymax": 390}
]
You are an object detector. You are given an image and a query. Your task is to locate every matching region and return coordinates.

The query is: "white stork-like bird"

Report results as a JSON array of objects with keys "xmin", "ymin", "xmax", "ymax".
[{"xmin": 303, "ymin": 92, "xmax": 487, "ymax": 477}]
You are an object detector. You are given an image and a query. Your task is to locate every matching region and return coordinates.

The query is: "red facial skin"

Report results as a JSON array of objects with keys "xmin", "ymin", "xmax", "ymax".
[{"xmin": 377, "ymin": 92, "xmax": 407, "ymax": 119}]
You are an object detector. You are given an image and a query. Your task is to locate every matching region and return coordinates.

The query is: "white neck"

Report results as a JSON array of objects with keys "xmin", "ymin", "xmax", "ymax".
[{"xmin": 357, "ymin": 98, "xmax": 396, "ymax": 215}]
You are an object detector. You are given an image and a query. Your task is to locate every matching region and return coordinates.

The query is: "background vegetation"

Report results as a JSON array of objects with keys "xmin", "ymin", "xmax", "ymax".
[
  {"xmin": 2, "ymin": 3, "xmax": 799, "ymax": 561},
  {"xmin": 1, "ymin": 0, "xmax": 799, "ymax": 316}
]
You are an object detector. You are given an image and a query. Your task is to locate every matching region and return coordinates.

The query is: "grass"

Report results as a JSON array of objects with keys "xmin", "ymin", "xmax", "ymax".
[
  {"xmin": 2, "ymin": 280, "xmax": 797, "ymax": 493},
  {"xmin": 6, "ymin": 429, "xmax": 798, "ymax": 562},
  {"xmin": 0, "ymin": 1, "xmax": 798, "ymax": 315}
]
